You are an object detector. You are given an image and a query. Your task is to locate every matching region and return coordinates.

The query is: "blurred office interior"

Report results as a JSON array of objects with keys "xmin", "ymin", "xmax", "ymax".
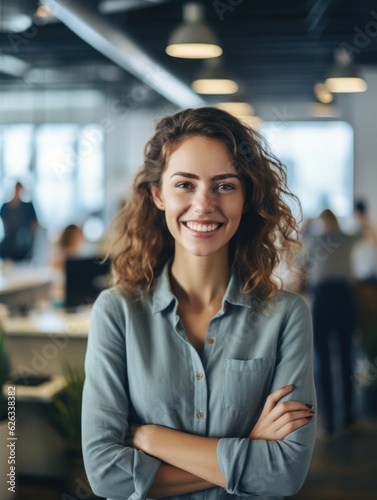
[{"xmin": 0, "ymin": 0, "xmax": 377, "ymax": 498}]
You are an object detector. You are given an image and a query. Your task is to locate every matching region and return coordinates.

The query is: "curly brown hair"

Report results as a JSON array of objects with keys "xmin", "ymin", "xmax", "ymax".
[{"xmin": 108, "ymin": 107, "xmax": 301, "ymax": 300}]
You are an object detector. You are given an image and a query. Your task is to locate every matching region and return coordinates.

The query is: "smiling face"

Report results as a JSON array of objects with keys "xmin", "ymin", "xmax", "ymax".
[{"xmin": 150, "ymin": 135, "xmax": 246, "ymax": 259}]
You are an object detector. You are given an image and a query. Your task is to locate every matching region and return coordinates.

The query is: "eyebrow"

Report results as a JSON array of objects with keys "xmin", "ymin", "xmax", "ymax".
[{"xmin": 170, "ymin": 172, "xmax": 241, "ymax": 181}]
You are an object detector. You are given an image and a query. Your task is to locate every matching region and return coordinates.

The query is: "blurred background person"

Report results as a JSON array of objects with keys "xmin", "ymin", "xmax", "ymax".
[
  {"xmin": 50, "ymin": 223, "xmax": 84, "ymax": 307},
  {"xmin": 53, "ymin": 223, "xmax": 84, "ymax": 270},
  {"xmin": 302, "ymin": 209, "xmax": 359, "ymax": 440},
  {"xmin": 351, "ymin": 200, "xmax": 377, "ymax": 418},
  {"xmin": 352, "ymin": 199, "xmax": 377, "ymax": 285},
  {"xmin": 0, "ymin": 181, "xmax": 39, "ymax": 262}
]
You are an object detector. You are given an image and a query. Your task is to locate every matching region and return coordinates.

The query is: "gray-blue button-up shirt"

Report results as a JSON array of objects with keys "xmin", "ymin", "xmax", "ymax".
[{"xmin": 82, "ymin": 260, "xmax": 316, "ymax": 500}]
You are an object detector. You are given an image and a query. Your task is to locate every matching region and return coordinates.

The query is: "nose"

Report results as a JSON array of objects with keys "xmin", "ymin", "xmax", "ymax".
[{"xmin": 192, "ymin": 188, "xmax": 216, "ymax": 214}]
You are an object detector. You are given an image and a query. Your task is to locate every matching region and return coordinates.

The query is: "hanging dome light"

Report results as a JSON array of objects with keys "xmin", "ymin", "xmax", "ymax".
[
  {"xmin": 192, "ymin": 58, "xmax": 238, "ymax": 95},
  {"xmin": 325, "ymin": 49, "xmax": 367, "ymax": 93},
  {"xmin": 314, "ymin": 82, "xmax": 333, "ymax": 104},
  {"xmin": 0, "ymin": 0, "xmax": 34, "ymax": 32},
  {"xmin": 217, "ymin": 101, "xmax": 254, "ymax": 117},
  {"xmin": 166, "ymin": 3, "xmax": 223, "ymax": 59}
]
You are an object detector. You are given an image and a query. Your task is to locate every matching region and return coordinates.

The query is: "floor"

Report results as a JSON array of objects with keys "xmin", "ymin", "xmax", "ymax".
[{"xmin": 291, "ymin": 418, "xmax": 377, "ymax": 500}]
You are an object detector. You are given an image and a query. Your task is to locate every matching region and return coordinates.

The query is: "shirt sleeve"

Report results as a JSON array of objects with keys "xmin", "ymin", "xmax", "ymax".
[
  {"xmin": 217, "ymin": 294, "xmax": 316, "ymax": 497},
  {"xmin": 82, "ymin": 290, "xmax": 161, "ymax": 500},
  {"xmin": 28, "ymin": 202, "xmax": 38, "ymax": 224}
]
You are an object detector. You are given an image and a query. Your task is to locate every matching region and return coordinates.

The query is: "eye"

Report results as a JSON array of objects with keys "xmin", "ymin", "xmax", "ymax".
[
  {"xmin": 176, "ymin": 182, "xmax": 194, "ymax": 190},
  {"xmin": 216, "ymin": 183, "xmax": 235, "ymax": 191}
]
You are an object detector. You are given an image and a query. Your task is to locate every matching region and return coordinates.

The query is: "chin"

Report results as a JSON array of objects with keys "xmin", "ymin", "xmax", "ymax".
[{"xmin": 184, "ymin": 244, "xmax": 225, "ymax": 258}]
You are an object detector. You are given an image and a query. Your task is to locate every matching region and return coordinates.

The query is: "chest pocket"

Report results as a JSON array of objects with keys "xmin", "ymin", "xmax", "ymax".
[{"xmin": 223, "ymin": 357, "xmax": 275, "ymax": 412}]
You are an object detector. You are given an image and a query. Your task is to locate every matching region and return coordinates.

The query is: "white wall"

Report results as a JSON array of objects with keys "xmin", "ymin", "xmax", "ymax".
[
  {"xmin": 250, "ymin": 68, "xmax": 377, "ymax": 223},
  {"xmin": 350, "ymin": 69, "xmax": 377, "ymax": 223},
  {"xmin": 102, "ymin": 101, "xmax": 178, "ymax": 222}
]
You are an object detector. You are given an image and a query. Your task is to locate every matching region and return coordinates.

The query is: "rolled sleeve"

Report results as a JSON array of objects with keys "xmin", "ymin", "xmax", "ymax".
[
  {"xmin": 217, "ymin": 295, "xmax": 316, "ymax": 497},
  {"xmin": 82, "ymin": 290, "xmax": 161, "ymax": 500}
]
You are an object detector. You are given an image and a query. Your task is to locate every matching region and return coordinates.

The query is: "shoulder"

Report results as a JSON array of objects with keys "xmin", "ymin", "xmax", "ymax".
[
  {"xmin": 262, "ymin": 290, "xmax": 311, "ymax": 329},
  {"xmin": 93, "ymin": 286, "xmax": 131, "ymax": 313},
  {"xmin": 235, "ymin": 289, "xmax": 311, "ymax": 333},
  {"xmin": 255, "ymin": 289, "xmax": 310, "ymax": 316},
  {"xmin": 92, "ymin": 286, "xmax": 153, "ymax": 322},
  {"xmin": 272, "ymin": 289, "xmax": 309, "ymax": 309},
  {"xmin": 0, "ymin": 202, "xmax": 9, "ymax": 214},
  {"xmin": 91, "ymin": 286, "xmax": 124, "ymax": 320},
  {"xmin": 23, "ymin": 201, "xmax": 36, "ymax": 214}
]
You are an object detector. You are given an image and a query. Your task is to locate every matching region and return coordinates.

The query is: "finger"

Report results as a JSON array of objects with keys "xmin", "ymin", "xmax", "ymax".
[
  {"xmin": 263, "ymin": 385, "xmax": 294, "ymax": 414},
  {"xmin": 275, "ymin": 415, "xmax": 314, "ymax": 440},
  {"xmin": 270, "ymin": 401, "xmax": 314, "ymax": 421},
  {"xmin": 275, "ymin": 410, "xmax": 315, "ymax": 429}
]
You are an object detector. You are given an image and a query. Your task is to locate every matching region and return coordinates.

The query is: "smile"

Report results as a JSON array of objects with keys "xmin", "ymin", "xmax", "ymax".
[{"xmin": 184, "ymin": 221, "xmax": 222, "ymax": 232}]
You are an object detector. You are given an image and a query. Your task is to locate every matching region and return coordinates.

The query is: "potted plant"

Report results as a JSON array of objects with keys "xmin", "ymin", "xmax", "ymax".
[{"xmin": 46, "ymin": 364, "xmax": 98, "ymax": 499}]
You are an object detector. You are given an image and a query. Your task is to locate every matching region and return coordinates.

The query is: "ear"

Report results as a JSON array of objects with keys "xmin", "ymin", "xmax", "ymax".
[{"xmin": 150, "ymin": 184, "xmax": 165, "ymax": 211}]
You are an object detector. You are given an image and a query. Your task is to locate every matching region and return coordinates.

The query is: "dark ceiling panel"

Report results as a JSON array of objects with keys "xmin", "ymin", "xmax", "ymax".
[{"xmin": 0, "ymin": 0, "xmax": 376, "ymax": 103}]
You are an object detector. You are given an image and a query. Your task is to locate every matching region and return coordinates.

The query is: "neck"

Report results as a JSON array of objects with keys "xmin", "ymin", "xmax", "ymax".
[
  {"xmin": 170, "ymin": 247, "xmax": 230, "ymax": 308},
  {"xmin": 10, "ymin": 195, "xmax": 21, "ymax": 205}
]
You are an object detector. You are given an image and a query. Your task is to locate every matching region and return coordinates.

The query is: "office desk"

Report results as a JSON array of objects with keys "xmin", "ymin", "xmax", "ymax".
[
  {"xmin": 2, "ymin": 308, "xmax": 91, "ymax": 477},
  {"xmin": 0, "ymin": 266, "xmax": 53, "ymax": 313},
  {"xmin": 3, "ymin": 308, "xmax": 90, "ymax": 377},
  {"xmin": 3, "ymin": 308, "xmax": 89, "ymax": 337},
  {"xmin": 0, "ymin": 267, "xmax": 52, "ymax": 295}
]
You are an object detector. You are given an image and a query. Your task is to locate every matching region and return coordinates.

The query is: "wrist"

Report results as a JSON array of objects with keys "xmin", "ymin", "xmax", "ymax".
[{"xmin": 133, "ymin": 424, "xmax": 158, "ymax": 454}]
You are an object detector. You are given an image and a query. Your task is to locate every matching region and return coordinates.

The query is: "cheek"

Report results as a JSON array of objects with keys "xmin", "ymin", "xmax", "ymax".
[
  {"xmin": 163, "ymin": 192, "xmax": 188, "ymax": 217},
  {"xmin": 227, "ymin": 197, "xmax": 245, "ymax": 220}
]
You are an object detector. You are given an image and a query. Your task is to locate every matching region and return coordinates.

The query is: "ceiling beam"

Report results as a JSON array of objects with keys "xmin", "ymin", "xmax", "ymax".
[
  {"xmin": 99, "ymin": 0, "xmax": 168, "ymax": 14},
  {"xmin": 42, "ymin": 0, "xmax": 204, "ymax": 108},
  {"xmin": 306, "ymin": 0, "xmax": 332, "ymax": 38}
]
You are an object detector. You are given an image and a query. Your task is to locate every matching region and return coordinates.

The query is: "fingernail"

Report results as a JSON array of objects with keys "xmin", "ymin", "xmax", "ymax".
[
  {"xmin": 306, "ymin": 416, "xmax": 313, "ymax": 421},
  {"xmin": 283, "ymin": 384, "xmax": 294, "ymax": 390},
  {"xmin": 305, "ymin": 403, "xmax": 313, "ymax": 409}
]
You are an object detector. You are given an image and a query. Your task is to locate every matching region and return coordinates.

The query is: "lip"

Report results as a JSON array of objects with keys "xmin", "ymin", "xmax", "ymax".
[
  {"xmin": 181, "ymin": 219, "xmax": 224, "ymax": 224},
  {"xmin": 181, "ymin": 220, "xmax": 224, "ymax": 238}
]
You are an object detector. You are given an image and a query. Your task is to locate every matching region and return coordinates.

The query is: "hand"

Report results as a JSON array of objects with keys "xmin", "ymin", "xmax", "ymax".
[
  {"xmin": 249, "ymin": 385, "xmax": 314, "ymax": 441},
  {"xmin": 130, "ymin": 423, "xmax": 157, "ymax": 453}
]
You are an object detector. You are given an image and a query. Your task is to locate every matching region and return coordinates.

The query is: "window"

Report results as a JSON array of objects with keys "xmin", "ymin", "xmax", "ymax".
[
  {"xmin": 0, "ymin": 124, "xmax": 105, "ymax": 235},
  {"xmin": 260, "ymin": 121, "xmax": 354, "ymax": 219}
]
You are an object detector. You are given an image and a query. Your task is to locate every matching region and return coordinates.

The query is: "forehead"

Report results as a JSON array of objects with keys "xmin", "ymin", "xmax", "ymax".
[{"xmin": 165, "ymin": 135, "xmax": 236, "ymax": 175}]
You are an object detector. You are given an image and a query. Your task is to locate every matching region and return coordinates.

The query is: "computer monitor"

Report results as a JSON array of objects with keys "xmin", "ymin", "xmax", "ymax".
[{"xmin": 64, "ymin": 256, "xmax": 111, "ymax": 309}]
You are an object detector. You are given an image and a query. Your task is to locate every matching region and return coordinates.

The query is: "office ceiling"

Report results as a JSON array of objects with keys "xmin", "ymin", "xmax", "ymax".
[{"xmin": 0, "ymin": 0, "xmax": 377, "ymax": 107}]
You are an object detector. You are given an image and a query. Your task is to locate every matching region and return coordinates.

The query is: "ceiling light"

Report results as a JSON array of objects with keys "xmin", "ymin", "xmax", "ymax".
[
  {"xmin": 0, "ymin": 54, "xmax": 29, "ymax": 77},
  {"xmin": 325, "ymin": 49, "xmax": 367, "ymax": 93},
  {"xmin": 35, "ymin": 5, "xmax": 51, "ymax": 18},
  {"xmin": 33, "ymin": 5, "xmax": 58, "ymax": 24},
  {"xmin": 192, "ymin": 59, "xmax": 238, "ymax": 95},
  {"xmin": 239, "ymin": 115, "xmax": 263, "ymax": 128},
  {"xmin": 314, "ymin": 82, "xmax": 333, "ymax": 104},
  {"xmin": 0, "ymin": 0, "xmax": 34, "ymax": 32},
  {"xmin": 217, "ymin": 101, "xmax": 254, "ymax": 117},
  {"xmin": 166, "ymin": 2, "xmax": 223, "ymax": 59}
]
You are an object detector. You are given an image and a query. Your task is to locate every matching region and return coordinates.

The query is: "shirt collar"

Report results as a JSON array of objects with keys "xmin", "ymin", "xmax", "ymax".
[
  {"xmin": 152, "ymin": 259, "xmax": 177, "ymax": 314},
  {"xmin": 152, "ymin": 259, "xmax": 254, "ymax": 314}
]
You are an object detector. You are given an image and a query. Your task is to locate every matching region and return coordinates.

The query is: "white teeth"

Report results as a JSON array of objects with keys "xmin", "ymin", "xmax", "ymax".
[{"xmin": 186, "ymin": 222, "xmax": 220, "ymax": 232}]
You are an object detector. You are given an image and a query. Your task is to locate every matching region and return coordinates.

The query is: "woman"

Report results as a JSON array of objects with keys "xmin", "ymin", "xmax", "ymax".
[
  {"xmin": 82, "ymin": 107, "xmax": 316, "ymax": 500},
  {"xmin": 304, "ymin": 209, "xmax": 358, "ymax": 438}
]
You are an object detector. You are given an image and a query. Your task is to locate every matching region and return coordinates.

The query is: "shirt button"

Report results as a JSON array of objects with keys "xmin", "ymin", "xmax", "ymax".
[
  {"xmin": 208, "ymin": 338, "xmax": 215, "ymax": 345},
  {"xmin": 197, "ymin": 412, "xmax": 205, "ymax": 420},
  {"xmin": 196, "ymin": 373, "xmax": 204, "ymax": 380}
]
